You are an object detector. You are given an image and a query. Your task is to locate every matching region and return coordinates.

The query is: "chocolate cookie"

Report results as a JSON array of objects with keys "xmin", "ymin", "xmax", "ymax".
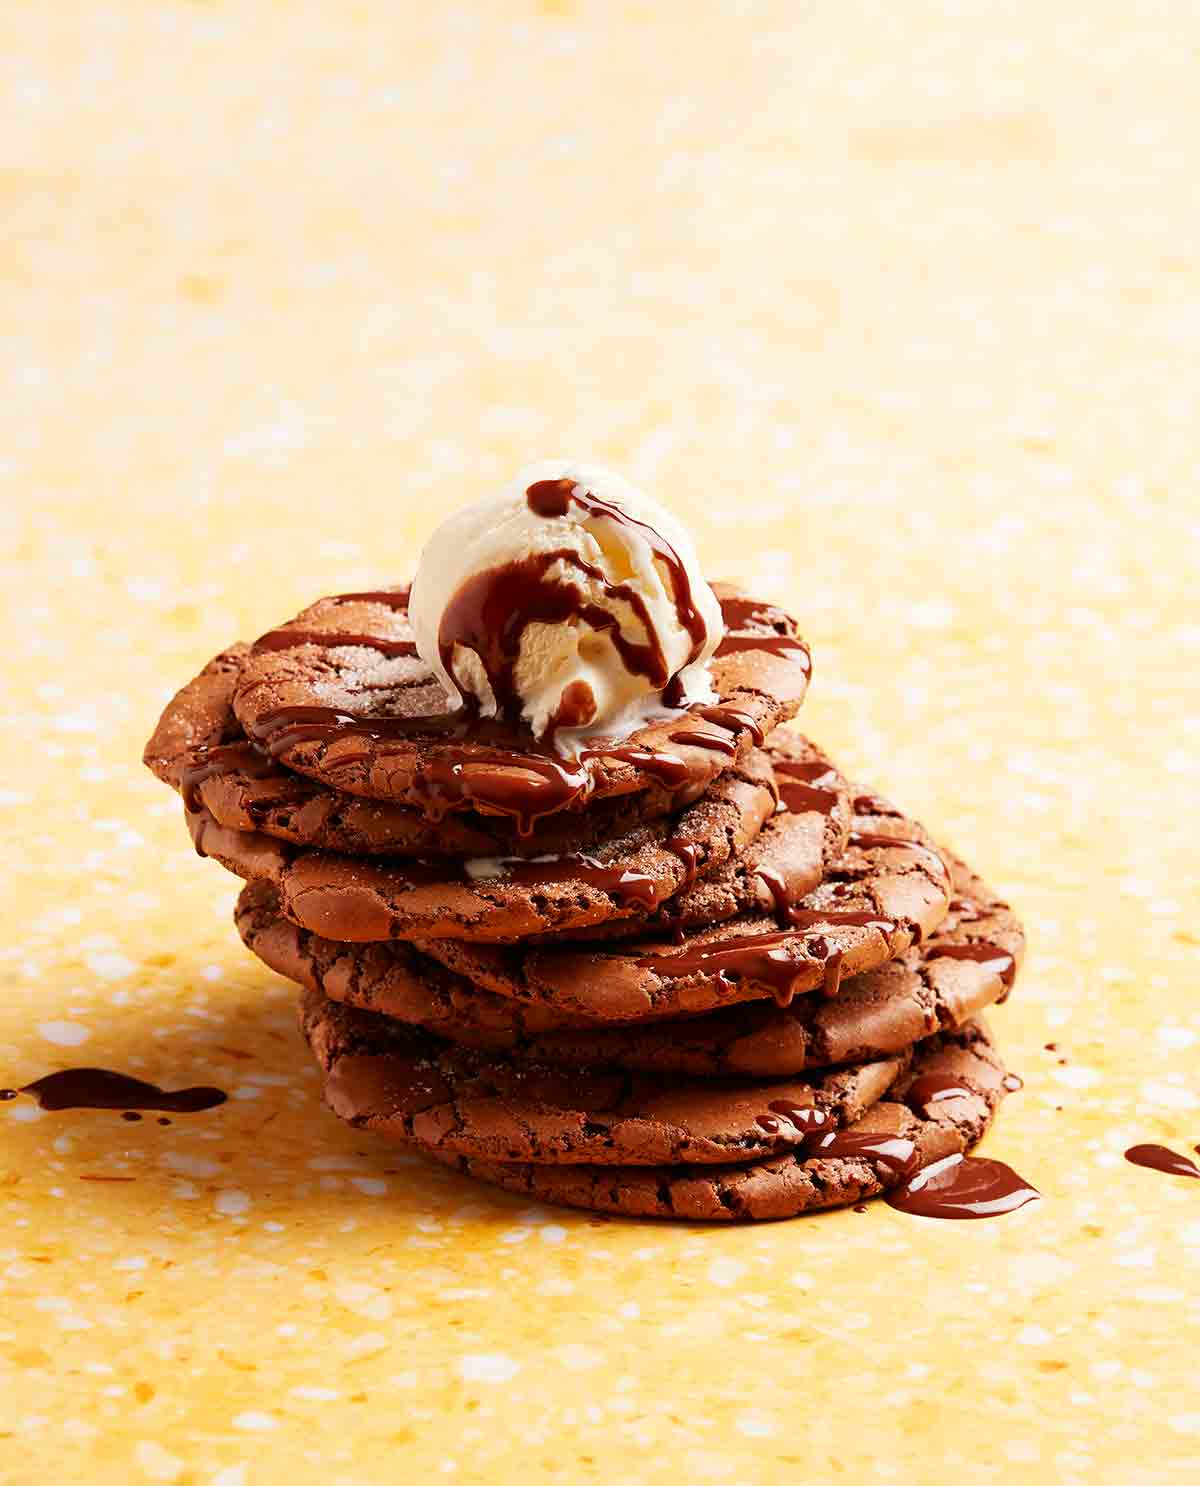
[
  {"xmin": 419, "ymin": 1020, "xmax": 1009, "ymax": 1221},
  {"xmin": 531, "ymin": 730, "xmax": 853, "ymax": 943},
  {"xmin": 417, "ymin": 797, "xmax": 953, "ymax": 1020},
  {"xmin": 144, "ymin": 645, "xmax": 702, "ymax": 859},
  {"xmin": 242, "ymin": 852, "xmax": 1020, "ymax": 1076},
  {"xmin": 298, "ymin": 985, "xmax": 915, "ymax": 1165},
  {"xmin": 185, "ymin": 750, "xmax": 778, "ymax": 942},
  {"xmin": 228, "ymin": 584, "xmax": 811, "ymax": 829}
]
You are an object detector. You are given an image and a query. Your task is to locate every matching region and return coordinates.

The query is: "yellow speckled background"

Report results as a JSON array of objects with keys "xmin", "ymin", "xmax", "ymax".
[{"xmin": 2, "ymin": 3, "xmax": 1198, "ymax": 1482}]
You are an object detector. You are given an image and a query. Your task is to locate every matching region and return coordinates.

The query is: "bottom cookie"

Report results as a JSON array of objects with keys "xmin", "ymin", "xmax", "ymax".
[{"xmin": 419, "ymin": 1020, "xmax": 1009, "ymax": 1221}]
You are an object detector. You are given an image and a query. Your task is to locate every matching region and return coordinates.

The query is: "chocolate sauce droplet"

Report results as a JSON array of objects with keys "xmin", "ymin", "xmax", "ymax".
[
  {"xmin": 1002, "ymin": 1073, "xmax": 1024, "ymax": 1093},
  {"xmin": 18, "ymin": 1069, "xmax": 228, "ymax": 1115},
  {"xmin": 885, "ymin": 1155, "xmax": 1040, "ymax": 1220},
  {"xmin": 0, "ymin": 1088, "xmax": 18, "ymax": 1101},
  {"xmin": 121, "ymin": 1110, "xmax": 143, "ymax": 1122},
  {"xmin": 1124, "ymin": 1144, "xmax": 1200, "ymax": 1180}
]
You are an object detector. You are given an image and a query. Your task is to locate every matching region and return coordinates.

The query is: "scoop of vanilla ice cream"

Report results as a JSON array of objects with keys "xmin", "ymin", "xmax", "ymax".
[{"xmin": 409, "ymin": 461, "xmax": 723, "ymax": 743}]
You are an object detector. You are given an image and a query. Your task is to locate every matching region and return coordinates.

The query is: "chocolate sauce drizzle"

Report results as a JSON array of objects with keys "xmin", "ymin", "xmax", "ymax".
[
  {"xmin": 438, "ymin": 546, "xmax": 674, "ymax": 718},
  {"xmin": 668, "ymin": 728, "xmax": 739, "ymax": 757},
  {"xmin": 526, "ymin": 477, "xmax": 710, "ymax": 664},
  {"xmin": 7, "ymin": 1069, "xmax": 228, "ymax": 1115},
  {"xmin": 885, "ymin": 1155, "xmax": 1040, "ymax": 1220},
  {"xmin": 905, "ymin": 1072, "xmax": 975, "ymax": 1116},
  {"xmin": 635, "ymin": 930, "xmax": 821, "ymax": 1006},
  {"xmin": 329, "ymin": 587, "xmax": 411, "ymax": 609},
  {"xmin": 929, "ymin": 942, "xmax": 1018, "ymax": 990},
  {"xmin": 1124, "ymin": 1144, "xmax": 1200, "ymax": 1179},
  {"xmin": 480, "ymin": 855, "xmax": 669, "ymax": 911},
  {"xmin": 697, "ymin": 705, "xmax": 765, "ymax": 747},
  {"xmin": 847, "ymin": 831, "xmax": 947, "ymax": 877},
  {"xmin": 774, "ymin": 758, "xmax": 840, "ymax": 817},
  {"xmin": 715, "ymin": 596, "xmax": 795, "ymax": 632},
  {"xmin": 244, "ymin": 706, "xmax": 593, "ymax": 835},
  {"xmin": 180, "ymin": 741, "xmax": 279, "ymax": 813},
  {"xmin": 583, "ymin": 745, "xmax": 691, "ymax": 789},
  {"xmin": 806, "ymin": 1129, "xmax": 921, "ymax": 1180},
  {"xmin": 252, "ymin": 628, "xmax": 417, "ymax": 660},
  {"xmin": 713, "ymin": 633, "xmax": 811, "ymax": 665}
]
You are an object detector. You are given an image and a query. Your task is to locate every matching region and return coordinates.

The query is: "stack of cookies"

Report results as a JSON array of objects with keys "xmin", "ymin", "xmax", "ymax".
[{"xmin": 145, "ymin": 516, "xmax": 1026, "ymax": 1221}]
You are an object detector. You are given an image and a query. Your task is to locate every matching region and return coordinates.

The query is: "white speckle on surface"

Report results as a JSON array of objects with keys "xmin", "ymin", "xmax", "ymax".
[
  {"xmin": 215, "ymin": 1190, "xmax": 251, "ymax": 1216},
  {"xmin": 350, "ymin": 1176, "xmax": 387, "ymax": 1196},
  {"xmin": 232, "ymin": 1412, "xmax": 277, "ymax": 1432},
  {"xmin": 736, "ymin": 1411, "xmax": 776, "ymax": 1438},
  {"xmin": 342, "ymin": 1332, "xmax": 389, "ymax": 1361},
  {"xmin": 114, "ymin": 1257, "xmax": 148, "ymax": 1272},
  {"xmin": 459, "ymin": 1354, "xmax": 520, "ymax": 1384},
  {"xmin": 36, "ymin": 1020, "xmax": 91, "ymax": 1046},
  {"xmin": 707, "ymin": 1258, "xmax": 745, "ymax": 1287},
  {"xmin": 1052, "ymin": 1065, "xmax": 1101, "ymax": 1089},
  {"xmin": 1138, "ymin": 1080, "xmax": 1198, "ymax": 1110},
  {"xmin": 211, "ymin": 1467, "xmax": 247, "ymax": 1486},
  {"xmin": 538, "ymin": 1224, "xmax": 567, "ymax": 1244},
  {"xmin": 1016, "ymin": 1325, "xmax": 1051, "ymax": 1345},
  {"xmin": 134, "ymin": 1441, "xmax": 183, "ymax": 1481},
  {"xmin": 290, "ymin": 1386, "xmax": 339, "ymax": 1401},
  {"xmin": 161, "ymin": 1152, "xmax": 222, "ymax": 1178},
  {"xmin": 555, "ymin": 1344, "xmax": 603, "ymax": 1371},
  {"xmin": 84, "ymin": 952, "xmax": 136, "ymax": 981},
  {"xmin": 1169, "ymin": 1416, "xmax": 1200, "ymax": 1435}
]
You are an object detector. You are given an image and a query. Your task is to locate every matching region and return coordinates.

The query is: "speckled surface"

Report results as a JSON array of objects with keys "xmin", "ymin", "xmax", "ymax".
[{"xmin": 2, "ymin": 4, "xmax": 1198, "ymax": 1482}]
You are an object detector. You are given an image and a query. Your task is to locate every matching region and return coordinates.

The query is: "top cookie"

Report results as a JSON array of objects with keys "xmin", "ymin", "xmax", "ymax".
[
  {"xmin": 227, "ymin": 584, "xmax": 810, "ymax": 829},
  {"xmin": 143, "ymin": 644, "xmax": 740, "ymax": 859}
]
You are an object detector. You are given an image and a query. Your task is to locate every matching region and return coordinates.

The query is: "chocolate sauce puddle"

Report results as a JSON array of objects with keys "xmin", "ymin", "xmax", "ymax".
[
  {"xmin": 7, "ymin": 1069, "xmax": 228, "ymax": 1115},
  {"xmin": 885, "ymin": 1154, "xmax": 1040, "ymax": 1220},
  {"xmin": 1124, "ymin": 1144, "xmax": 1200, "ymax": 1179}
]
